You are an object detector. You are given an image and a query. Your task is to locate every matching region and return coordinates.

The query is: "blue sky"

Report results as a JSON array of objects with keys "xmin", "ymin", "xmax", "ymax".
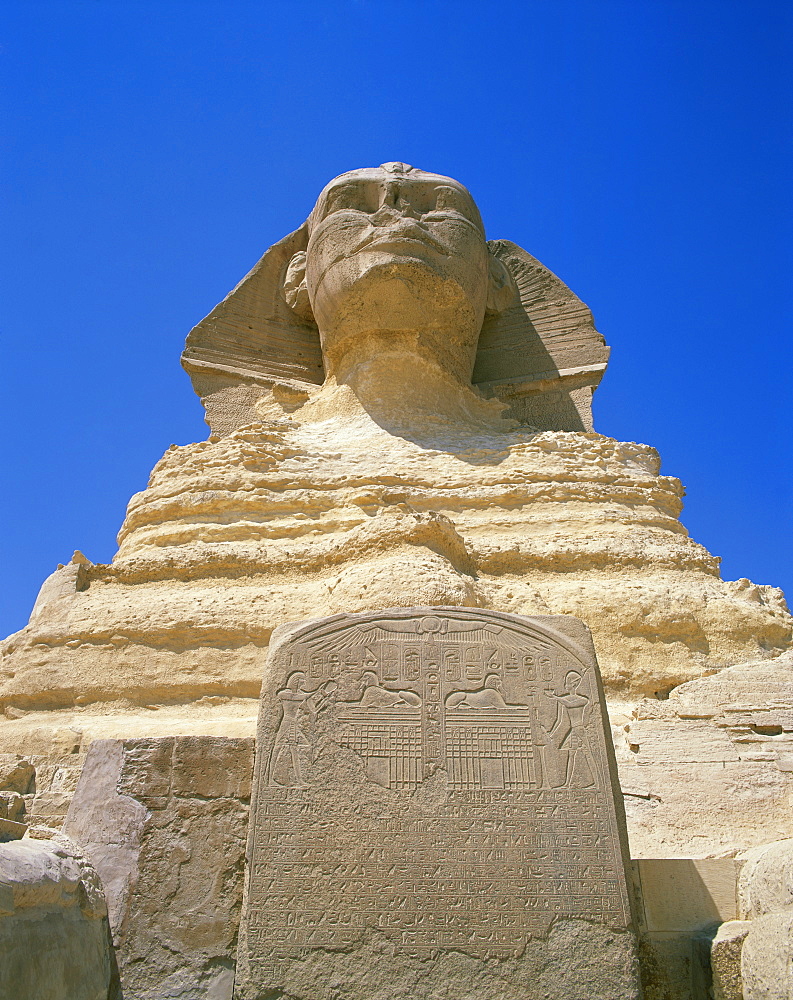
[{"xmin": 1, "ymin": 1, "xmax": 791, "ymax": 637}]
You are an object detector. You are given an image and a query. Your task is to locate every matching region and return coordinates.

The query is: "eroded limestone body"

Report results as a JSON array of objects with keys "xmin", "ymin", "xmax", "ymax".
[
  {"xmin": 2, "ymin": 161, "xmax": 788, "ymax": 718},
  {"xmin": 2, "ymin": 404, "xmax": 787, "ymax": 714}
]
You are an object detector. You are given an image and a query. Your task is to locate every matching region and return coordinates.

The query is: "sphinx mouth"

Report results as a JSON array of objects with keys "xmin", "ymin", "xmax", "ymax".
[
  {"xmin": 356, "ymin": 225, "xmax": 450, "ymax": 257},
  {"xmin": 311, "ymin": 223, "xmax": 452, "ymax": 284}
]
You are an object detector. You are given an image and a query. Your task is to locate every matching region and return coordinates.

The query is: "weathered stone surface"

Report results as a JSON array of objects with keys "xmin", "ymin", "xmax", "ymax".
[
  {"xmin": 738, "ymin": 838, "xmax": 793, "ymax": 919},
  {"xmin": 1, "ymin": 425, "xmax": 788, "ymax": 717},
  {"xmin": 62, "ymin": 739, "xmax": 149, "ymax": 934},
  {"xmin": 741, "ymin": 911, "xmax": 793, "ymax": 999},
  {"xmin": 636, "ymin": 859, "xmax": 739, "ymax": 932},
  {"xmin": 0, "ymin": 792, "xmax": 25, "ymax": 823},
  {"xmin": 0, "ymin": 833, "xmax": 115, "ymax": 1000},
  {"xmin": 631, "ymin": 859, "xmax": 739, "ymax": 1000},
  {"xmin": 613, "ymin": 653, "xmax": 793, "ymax": 857},
  {"xmin": 725, "ymin": 838, "xmax": 793, "ymax": 1000},
  {"xmin": 0, "ymin": 162, "xmax": 791, "ymax": 998},
  {"xmin": 64, "ymin": 736, "xmax": 254, "ymax": 1000},
  {"xmin": 637, "ymin": 931, "xmax": 718, "ymax": 1000},
  {"xmin": 0, "ymin": 757, "xmax": 35, "ymax": 794},
  {"xmin": 237, "ymin": 608, "xmax": 641, "ymax": 1000},
  {"xmin": 711, "ymin": 920, "xmax": 750, "ymax": 1000},
  {"xmin": 0, "ymin": 741, "xmax": 92, "ymax": 832},
  {"xmin": 0, "ymin": 818, "xmax": 27, "ymax": 842},
  {"xmin": 183, "ymin": 163, "xmax": 609, "ymax": 434}
]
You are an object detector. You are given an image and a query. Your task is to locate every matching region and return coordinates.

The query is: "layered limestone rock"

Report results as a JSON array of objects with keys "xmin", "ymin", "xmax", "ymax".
[
  {"xmin": 1, "ymin": 390, "xmax": 788, "ymax": 712},
  {"xmin": 614, "ymin": 650, "xmax": 793, "ymax": 857}
]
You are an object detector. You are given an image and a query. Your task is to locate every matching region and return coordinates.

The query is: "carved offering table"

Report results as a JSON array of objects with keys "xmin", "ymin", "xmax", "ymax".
[{"xmin": 236, "ymin": 608, "xmax": 642, "ymax": 999}]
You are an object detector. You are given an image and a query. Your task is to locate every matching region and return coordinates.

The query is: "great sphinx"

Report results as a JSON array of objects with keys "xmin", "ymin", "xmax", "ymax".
[
  {"xmin": 1, "ymin": 162, "xmax": 790, "ymax": 842},
  {"xmin": 2, "ymin": 163, "xmax": 792, "ymax": 998},
  {"xmin": 182, "ymin": 160, "xmax": 609, "ymax": 438}
]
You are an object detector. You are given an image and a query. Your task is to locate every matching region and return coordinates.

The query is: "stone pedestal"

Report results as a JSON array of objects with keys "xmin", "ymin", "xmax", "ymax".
[{"xmin": 236, "ymin": 607, "xmax": 642, "ymax": 1000}]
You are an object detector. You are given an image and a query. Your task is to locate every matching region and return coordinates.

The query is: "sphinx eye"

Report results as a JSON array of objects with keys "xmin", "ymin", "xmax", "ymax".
[
  {"xmin": 403, "ymin": 185, "xmax": 434, "ymax": 215},
  {"xmin": 323, "ymin": 184, "xmax": 372, "ymax": 216},
  {"xmin": 435, "ymin": 187, "xmax": 458, "ymax": 209},
  {"xmin": 427, "ymin": 186, "xmax": 476, "ymax": 223}
]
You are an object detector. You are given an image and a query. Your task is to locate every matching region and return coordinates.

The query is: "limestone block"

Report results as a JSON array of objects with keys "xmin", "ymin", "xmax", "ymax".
[
  {"xmin": 0, "ymin": 820, "xmax": 27, "ymax": 842},
  {"xmin": 633, "ymin": 859, "xmax": 740, "ymax": 1000},
  {"xmin": 711, "ymin": 920, "xmax": 750, "ymax": 1000},
  {"xmin": 0, "ymin": 757, "xmax": 35, "ymax": 793},
  {"xmin": 62, "ymin": 740, "xmax": 149, "ymax": 933},
  {"xmin": 0, "ymin": 834, "xmax": 114, "ymax": 1000},
  {"xmin": 636, "ymin": 859, "xmax": 739, "ymax": 932},
  {"xmin": 0, "ymin": 791, "xmax": 25, "ymax": 822},
  {"xmin": 612, "ymin": 656, "xmax": 793, "ymax": 859},
  {"xmin": 638, "ymin": 931, "xmax": 718, "ymax": 1000},
  {"xmin": 64, "ymin": 735, "xmax": 254, "ymax": 1000},
  {"xmin": 237, "ymin": 608, "xmax": 642, "ymax": 1000},
  {"xmin": 0, "ymin": 747, "xmax": 96, "ymax": 832},
  {"xmin": 168, "ymin": 735, "xmax": 253, "ymax": 799},
  {"xmin": 741, "ymin": 911, "xmax": 793, "ymax": 999},
  {"xmin": 738, "ymin": 838, "xmax": 793, "ymax": 919},
  {"xmin": 712, "ymin": 838, "xmax": 793, "ymax": 999}
]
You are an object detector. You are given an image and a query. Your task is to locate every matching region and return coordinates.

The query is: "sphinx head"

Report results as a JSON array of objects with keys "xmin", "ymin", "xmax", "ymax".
[{"xmin": 283, "ymin": 162, "xmax": 515, "ymax": 386}]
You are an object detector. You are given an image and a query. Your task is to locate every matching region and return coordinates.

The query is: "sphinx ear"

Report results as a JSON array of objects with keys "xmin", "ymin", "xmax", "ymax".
[
  {"xmin": 283, "ymin": 251, "xmax": 315, "ymax": 323},
  {"xmin": 486, "ymin": 252, "xmax": 518, "ymax": 314}
]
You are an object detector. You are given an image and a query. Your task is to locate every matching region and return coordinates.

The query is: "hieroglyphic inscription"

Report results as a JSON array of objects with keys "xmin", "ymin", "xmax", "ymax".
[{"xmin": 242, "ymin": 609, "xmax": 634, "ymax": 986}]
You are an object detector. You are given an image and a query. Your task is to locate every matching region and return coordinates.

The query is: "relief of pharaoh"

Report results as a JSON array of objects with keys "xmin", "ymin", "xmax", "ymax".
[{"xmin": 2, "ymin": 163, "xmax": 789, "ymax": 725}]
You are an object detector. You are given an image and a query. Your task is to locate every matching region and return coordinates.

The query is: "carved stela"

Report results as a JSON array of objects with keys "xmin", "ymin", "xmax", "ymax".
[{"xmin": 237, "ymin": 608, "xmax": 642, "ymax": 1000}]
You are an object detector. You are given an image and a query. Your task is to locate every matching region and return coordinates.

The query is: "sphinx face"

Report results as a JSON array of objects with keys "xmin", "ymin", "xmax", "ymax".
[{"xmin": 303, "ymin": 164, "xmax": 491, "ymax": 383}]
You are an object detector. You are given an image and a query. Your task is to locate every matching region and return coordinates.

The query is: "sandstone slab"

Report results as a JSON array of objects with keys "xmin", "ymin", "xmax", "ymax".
[{"xmin": 236, "ymin": 608, "xmax": 641, "ymax": 1000}]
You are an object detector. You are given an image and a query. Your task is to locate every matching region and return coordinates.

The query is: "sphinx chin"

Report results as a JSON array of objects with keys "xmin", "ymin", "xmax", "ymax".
[{"xmin": 316, "ymin": 263, "xmax": 484, "ymax": 385}]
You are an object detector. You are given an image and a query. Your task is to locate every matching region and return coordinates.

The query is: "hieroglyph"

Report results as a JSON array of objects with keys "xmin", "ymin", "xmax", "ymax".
[{"xmin": 240, "ymin": 608, "xmax": 636, "ymax": 992}]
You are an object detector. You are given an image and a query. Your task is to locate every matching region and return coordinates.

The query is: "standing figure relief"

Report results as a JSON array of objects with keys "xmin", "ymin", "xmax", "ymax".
[
  {"xmin": 267, "ymin": 671, "xmax": 337, "ymax": 788},
  {"xmin": 542, "ymin": 670, "xmax": 596, "ymax": 789}
]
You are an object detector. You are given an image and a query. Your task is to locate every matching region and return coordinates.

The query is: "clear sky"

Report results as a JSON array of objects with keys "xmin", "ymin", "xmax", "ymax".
[{"xmin": 1, "ymin": 1, "xmax": 791, "ymax": 638}]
